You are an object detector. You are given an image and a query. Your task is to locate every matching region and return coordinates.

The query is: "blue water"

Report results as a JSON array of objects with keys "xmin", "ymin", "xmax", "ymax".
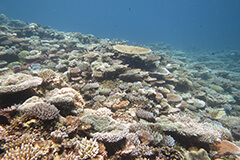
[{"xmin": 0, "ymin": 0, "xmax": 240, "ymax": 50}]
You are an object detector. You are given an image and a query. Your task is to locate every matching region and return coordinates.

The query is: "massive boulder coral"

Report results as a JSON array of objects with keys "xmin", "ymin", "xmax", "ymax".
[
  {"xmin": 90, "ymin": 59, "xmax": 128, "ymax": 79},
  {"xmin": 45, "ymin": 87, "xmax": 85, "ymax": 116}
]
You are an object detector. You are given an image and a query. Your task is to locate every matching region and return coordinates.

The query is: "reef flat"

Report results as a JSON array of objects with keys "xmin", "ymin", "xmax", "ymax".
[{"xmin": 0, "ymin": 13, "xmax": 240, "ymax": 159}]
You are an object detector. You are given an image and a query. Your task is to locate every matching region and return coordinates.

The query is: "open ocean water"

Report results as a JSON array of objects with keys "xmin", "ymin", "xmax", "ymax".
[
  {"xmin": 0, "ymin": 0, "xmax": 240, "ymax": 50},
  {"xmin": 1, "ymin": 0, "xmax": 240, "ymax": 159}
]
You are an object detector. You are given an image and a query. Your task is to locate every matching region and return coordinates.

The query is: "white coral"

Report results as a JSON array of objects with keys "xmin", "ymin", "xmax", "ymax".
[
  {"xmin": 74, "ymin": 137, "xmax": 99, "ymax": 159},
  {"xmin": 157, "ymin": 113, "xmax": 232, "ymax": 143}
]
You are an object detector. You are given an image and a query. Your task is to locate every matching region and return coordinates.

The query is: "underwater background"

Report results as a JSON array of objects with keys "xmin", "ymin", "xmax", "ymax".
[
  {"xmin": 0, "ymin": 0, "xmax": 240, "ymax": 50},
  {"xmin": 1, "ymin": 0, "xmax": 240, "ymax": 159}
]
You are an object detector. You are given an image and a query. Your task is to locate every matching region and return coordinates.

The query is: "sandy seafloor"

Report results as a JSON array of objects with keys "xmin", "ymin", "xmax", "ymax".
[{"xmin": 0, "ymin": 13, "xmax": 240, "ymax": 160}]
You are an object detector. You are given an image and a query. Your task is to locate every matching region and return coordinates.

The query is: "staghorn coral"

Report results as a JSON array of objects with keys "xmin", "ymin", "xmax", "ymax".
[
  {"xmin": 3, "ymin": 133, "xmax": 43, "ymax": 159},
  {"xmin": 4, "ymin": 133, "xmax": 36, "ymax": 150},
  {"xmin": 2, "ymin": 143, "xmax": 40, "ymax": 160},
  {"xmin": 0, "ymin": 105, "xmax": 17, "ymax": 124},
  {"xmin": 74, "ymin": 137, "xmax": 99, "ymax": 159},
  {"xmin": 3, "ymin": 133, "xmax": 56, "ymax": 159},
  {"xmin": 62, "ymin": 137, "xmax": 100, "ymax": 159},
  {"xmin": 129, "ymin": 122, "xmax": 163, "ymax": 146},
  {"xmin": 62, "ymin": 152, "xmax": 81, "ymax": 160},
  {"xmin": 150, "ymin": 130, "xmax": 163, "ymax": 146}
]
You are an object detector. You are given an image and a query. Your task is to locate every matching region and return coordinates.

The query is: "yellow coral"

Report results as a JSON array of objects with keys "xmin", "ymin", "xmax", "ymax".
[{"xmin": 113, "ymin": 45, "xmax": 152, "ymax": 54}]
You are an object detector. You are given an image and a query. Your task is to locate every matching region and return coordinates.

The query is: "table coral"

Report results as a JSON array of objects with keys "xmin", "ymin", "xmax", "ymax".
[
  {"xmin": 156, "ymin": 113, "xmax": 232, "ymax": 144},
  {"xmin": 0, "ymin": 73, "xmax": 42, "ymax": 94},
  {"xmin": 113, "ymin": 45, "xmax": 152, "ymax": 55}
]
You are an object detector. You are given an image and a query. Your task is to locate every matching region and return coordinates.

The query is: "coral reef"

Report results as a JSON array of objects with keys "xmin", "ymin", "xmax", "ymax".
[{"xmin": 0, "ymin": 14, "xmax": 240, "ymax": 159}]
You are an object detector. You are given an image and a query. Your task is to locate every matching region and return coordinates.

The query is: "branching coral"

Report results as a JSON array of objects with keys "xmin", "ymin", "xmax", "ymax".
[
  {"xmin": 3, "ymin": 133, "xmax": 52, "ymax": 159},
  {"xmin": 72, "ymin": 137, "xmax": 99, "ymax": 159},
  {"xmin": 2, "ymin": 143, "xmax": 40, "ymax": 160}
]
